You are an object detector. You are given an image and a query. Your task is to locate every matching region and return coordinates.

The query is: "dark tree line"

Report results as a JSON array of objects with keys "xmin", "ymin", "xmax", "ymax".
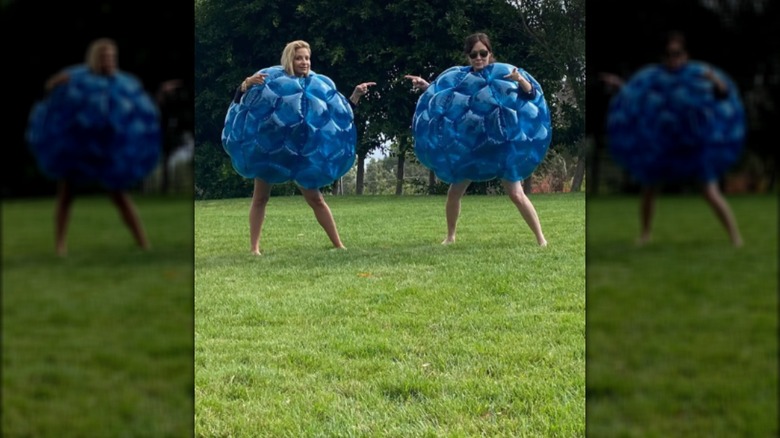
[{"xmin": 194, "ymin": 0, "xmax": 585, "ymax": 200}]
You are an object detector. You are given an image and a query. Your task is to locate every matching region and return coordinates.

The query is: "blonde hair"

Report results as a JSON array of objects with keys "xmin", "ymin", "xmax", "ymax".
[
  {"xmin": 281, "ymin": 40, "xmax": 311, "ymax": 76},
  {"xmin": 85, "ymin": 38, "xmax": 118, "ymax": 72}
]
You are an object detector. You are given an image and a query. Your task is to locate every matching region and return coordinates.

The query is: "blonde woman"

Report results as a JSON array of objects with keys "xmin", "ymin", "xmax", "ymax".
[
  {"xmin": 223, "ymin": 40, "xmax": 375, "ymax": 255},
  {"xmin": 27, "ymin": 38, "xmax": 160, "ymax": 256}
]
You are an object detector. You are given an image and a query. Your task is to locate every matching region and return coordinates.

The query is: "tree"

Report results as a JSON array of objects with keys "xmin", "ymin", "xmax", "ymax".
[{"xmin": 508, "ymin": 0, "xmax": 586, "ymax": 192}]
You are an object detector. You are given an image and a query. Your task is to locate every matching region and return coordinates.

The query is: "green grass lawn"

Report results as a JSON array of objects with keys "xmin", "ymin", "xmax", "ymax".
[
  {"xmin": 2, "ymin": 194, "xmax": 194, "ymax": 438},
  {"xmin": 195, "ymin": 193, "xmax": 585, "ymax": 437},
  {"xmin": 586, "ymin": 193, "xmax": 778, "ymax": 437}
]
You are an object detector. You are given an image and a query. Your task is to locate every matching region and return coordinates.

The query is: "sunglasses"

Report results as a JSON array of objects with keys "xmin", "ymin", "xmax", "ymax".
[
  {"xmin": 469, "ymin": 50, "xmax": 489, "ymax": 59},
  {"xmin": 665, "ymin": 49, "xmax": 685, "ymax": 59}
]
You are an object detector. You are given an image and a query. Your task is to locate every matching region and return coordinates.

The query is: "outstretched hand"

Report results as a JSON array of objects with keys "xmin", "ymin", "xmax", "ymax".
[
  {"xmin": 45, "ymin": 72, "xmax": 70, "ymax": 91},
  {"xmin": 598, "ymin": 72, "xmax": 624, "ymax": 91},
  {"xmin": 702, "ymin": 68, "xmax": 728, "ymax": 94},
  {"xmin": 504, "ymin": 68, "xmax": 532, "ymax": 93},
  {"xmin": 353, "ymin": 82, "xmax": 377, "ymax": 97},
  {"xmin": 404, "ymin": 74, "xmax": 430, "ymax": 91},
  {"xmin": 503, "ymin": 67, "xmax": 523, "ymax": 82},
  {"xmin": 350, "ymin": 81, "xmax": 377, "ymax": 105},
  {"xmin": 241, "ymin": 73, "xmax": 269, "ymax": 92}
]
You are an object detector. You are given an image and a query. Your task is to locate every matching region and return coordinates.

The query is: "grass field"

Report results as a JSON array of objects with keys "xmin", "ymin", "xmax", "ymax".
[
  {"xmin": 195, "ymin": 193, "xmax": 585, "ymax": 437},
  {"xmin": 2, "ymin": 194, "xmax": 194, "ymax": 437},
  {"xmin": 586, "ymin": 193, "xmax": 778, "ymax": 437}
]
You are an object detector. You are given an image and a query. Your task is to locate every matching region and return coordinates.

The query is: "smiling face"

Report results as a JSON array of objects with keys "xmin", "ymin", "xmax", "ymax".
[
  {"xmin": 96, "ymin": 45, "xmax": 118, "ymax": 75},
  {"xmin": 663, "ymin": 33, "xmax": 688, "ymax": 70},
  {"xmin": 292, "ymin": 48, "xmax": 311, "ymax": 77},
  {"xmin": 86, "ymin": 38, "xmax": 119, "ymax": 76},
  {"xmin": 664, "ymin": 42, "xmax": 688, "ymax": 70},
  {"xmin": 467, "ymin": 41, "xmax": 490, "ymax": 72}
]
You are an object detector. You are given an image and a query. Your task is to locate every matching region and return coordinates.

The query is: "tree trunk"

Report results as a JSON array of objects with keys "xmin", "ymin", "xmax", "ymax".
[
  {"xmin": 160, "ymin": 152, "xmax": 169, "ymax": 194},
  {"xmin": 589, "ymin": 134, "xmax": 601, "ymax": 195},
  {"xmin": 570, "ymin": 139, "xmax": 587, "ymax": 192},
  {"xmin": 395, "ymin": 152, "xmax": 405, "ymax": 195},
  {"xmin": 332, "ymin": 176, "xmax": 341, "ymax": 195},
  {"xmin": 356, "ymin": 153, "xmax": 366, "ymax": 195},
  {"xmin": 428, "ymin": 170, "xmax": 436, "ymax": 194}
]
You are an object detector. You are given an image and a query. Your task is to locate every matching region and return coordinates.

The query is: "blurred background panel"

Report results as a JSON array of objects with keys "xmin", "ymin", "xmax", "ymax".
[
  {"xmin": 586, "ymin": 0, "xmax": 778, "ymax": 436},
  {"xmin": 1, "ymin": 1, "xmax": 194, "ymax": 437}
]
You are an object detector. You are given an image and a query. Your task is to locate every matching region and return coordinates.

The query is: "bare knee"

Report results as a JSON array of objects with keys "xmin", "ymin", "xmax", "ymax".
[
  {"xmin": 109, "ymin": 192, "xmax": 134, "ymax": 210},
  {"xmin": 446, "ymin": 190, "xmax": 464, "ymax": 206},
  {"xmin": 508, "ymin": 189, "xmax": 527, "ymax": 206},
  {"xmin": 701, "ymin": 183, "xmax": 724, "ymax": 203},
  {"xmin": 304, "ymin": 193, "xmax": 327, "ymax": 209},
  {"xmin": 501, "ymin": 180, "xmax": 528, "ymax": 205},
  {"xmin": 109, "ymin": 191, "xmax": 124, "ymax": 204},
  {"xmin": 251, "ymin": 193, "xmax": 270, "ymax": 209}
]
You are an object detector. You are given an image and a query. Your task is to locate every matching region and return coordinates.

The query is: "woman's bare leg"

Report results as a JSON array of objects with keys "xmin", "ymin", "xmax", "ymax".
[
  {"xmin": 109, "ymin": 191, "xmax": 150, "ymax": 250},
  {"xmin": 55, "ymin": 181, "xmax": 75, "ymax": 256},
  {"xmin": 443, "ymin": 181, "xmax": 471, "ymax": 244},
  {"xmin": 702, "ymin": 181, "xmax": 743, "ymax": 247},
  {"xmin": 638, "ymin": 186, "xmax": 656, "ymax": 245},
  {"xmin": 249, "ymin": 179, "xmax": 272, "ymax": 255},
  {"xmin": 300, "ymin": 187, "xmax": 345, "ymax": 249},
  {"xmin": 502, "ymin": 180, "xmax": 547, "ymax": 246}
]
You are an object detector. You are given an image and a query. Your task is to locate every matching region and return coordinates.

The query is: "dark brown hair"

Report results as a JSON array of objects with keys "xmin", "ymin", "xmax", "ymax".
[
  {"xmin": 661, "ymin": 30, "xmax": 687, "ymax": 56},
  {"xmin": 463, "ymin": 33, "xmax": 495, "ymax": 62}
]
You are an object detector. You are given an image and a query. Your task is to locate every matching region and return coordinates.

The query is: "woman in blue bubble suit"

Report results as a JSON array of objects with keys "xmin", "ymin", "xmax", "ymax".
[
  {"xmin": 27, "ymin": 38, "xmax": 158, "ymax": 256},
  {"xmin": 600, "ymin": 31, "xmax": 744, "ymax": 247},
  {"xmin": 224, "ymin": 40, "xmax": 375, "ymax": 255},
  {"xmin": 405, "ymin": 33, "xmax": 548, "ymax": 246}
]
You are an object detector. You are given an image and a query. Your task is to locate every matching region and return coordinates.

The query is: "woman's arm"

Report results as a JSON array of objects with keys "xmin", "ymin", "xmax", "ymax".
[
  {"xmin": 404, "ymin": 75, "xmax": 430, "ymax": 92},
  {"xmin": 232, "ymin": 72, "xmax": 269, "ymax": 103},
  {"xmin": 598, "ymin": 72, "xmax": 624, "ymax": 94},
  {"xmin": 504, "ymin": 68, "xmax": 536, "ymax": 99},
  {"xmin": 45, "ymin": 71, "xmax": 70, "ymax": 92},
  {"xmin": 349, "ymin": 82, "xmax": 377, "ymax": 106},
  {"xmin": 703, "ymin": 68, "xmax": 729, "ymax": 100}
]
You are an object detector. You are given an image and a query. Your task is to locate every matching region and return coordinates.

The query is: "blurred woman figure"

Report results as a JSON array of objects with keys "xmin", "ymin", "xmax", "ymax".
[
  {"xmin": 27, "ymin": 38, "xmax": 161, "ymax": 256},
  {"xmin": 601, "ymin": 31, "xmax": 744, "ymax": 247}
]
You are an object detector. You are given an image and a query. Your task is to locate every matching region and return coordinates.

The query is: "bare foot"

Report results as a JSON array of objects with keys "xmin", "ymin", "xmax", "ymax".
[
  {"xmin": 56, "ymin": 246, "xmax": 67, "ymax": 257},
  {"xmin": 732, "ymin": 237, "xmax": 744, "ymax": 248},
  {"xmin": 329, "ymin": 246, "xmax": 347, "ymax": 251},
  {"xmin": 251, "ymin": 249, "xmax": 262, "ymax": 256},
  {"xmin": 635, "ymin": 234, "xmax": 651, "ymax": 246},
  {"xmin": 538, "ymin": 239, "xmax": 548, "ymax": 247},
  {"xmin": 441, "ymin": 237, "xmax": 455, "ymax": 245}
]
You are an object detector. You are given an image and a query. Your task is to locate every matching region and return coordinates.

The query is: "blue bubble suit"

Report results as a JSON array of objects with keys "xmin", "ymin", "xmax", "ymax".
[
  {"xmin": 411, "ymin": 63, "xmax": 552, "ymax": 184},
  {"xmin": 607, "ymin": 61, "xmax": 746, "ymax": 185},
  {"xmin": 26, "ymin": 65, "xmax": 162, "ymax": 190},
  {"xmin": 221, "ymin": 66, "xmax": 357, "ymax": 190}
]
